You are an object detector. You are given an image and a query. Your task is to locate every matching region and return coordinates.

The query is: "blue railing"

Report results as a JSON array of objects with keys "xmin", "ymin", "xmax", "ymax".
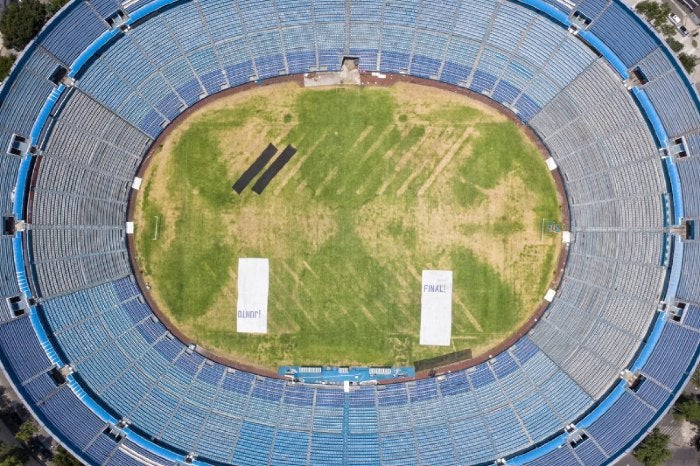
[
  {"xmin": 516, "ymin": 0, "xmax": 570, "ymax": 25},
  {"xmin": 630, "ymin": 313, "xmax": 667, "ymax": 372},
  {"xmin": 69, "ymin": 29, "xmax": 121, "ymax": 77},
  {"xmin": 664, "ymin": 157, "xmax": 685, "ymax": 223},
  {"xmin": 632, "ymin": 87, "xmax": 669, "ymax": 147},
  {"xmin": 664, "ymin": 236, "xmax": 684, "ymax": 300},
  {"xmin": 578, "ymin": 30, "xmax": 630, "ymax": 79},
  {"xmin": 508, "ymin": 432, "xmax": 569, "ymax": 465},
  {"xmin": 28, "ymin": 307, "xmax": 62, "ymax": 366}
]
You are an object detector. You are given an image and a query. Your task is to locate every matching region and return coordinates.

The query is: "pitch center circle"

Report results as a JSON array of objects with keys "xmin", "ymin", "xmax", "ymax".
[{"xmin": 132, "ymin": 79, "xmax": 564, "ymax": 373}]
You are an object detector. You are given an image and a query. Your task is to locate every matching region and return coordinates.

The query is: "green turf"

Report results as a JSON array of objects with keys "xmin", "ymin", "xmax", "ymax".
[{"xmin": 135, "ymin": 84, "xmax": 561, "ymax": 368}]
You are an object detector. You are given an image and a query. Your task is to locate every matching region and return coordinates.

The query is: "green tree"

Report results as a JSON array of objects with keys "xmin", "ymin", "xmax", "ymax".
[
  {"xmin": 667, "ymin": 37, "xmax": 684, "ymax": 53},
  {"xmin": 0, "ymin": 456, "xmax": 23, "ymax": 466},
  {"xmin": 636, "ymin": 0, "xmax": 679, "ymax": 39},
  {"xmin": 633, "ymin": 428, "xmax": 672, "ymax": 466},
  {"xmin": 0, "ymin": 442, "xmax": 27, "ymax": 466},
  {"xmin": 691, "ymin": 366, "xmax": 700, "ymax": 388},
  {"xmin": 0, "ymin": 0, "xmax": 47, "ymax": 51},
  {"xmin": 45, "ymin": 0, "xmax": 71, "ymax": 18},
  {"xmin": 679, "ymin": 52, "xmax": 698, "ymax": 73},
  {"xmin": 14, "ymin": 420, "xmax": 37, "ymax": 444},
  {"xmin": 674, "ymin": 394, "xmax": 700, "ymax": 422},
  {"xmin": 53, "ymin": 446, "xmax": 81, "ymax": 466},
  {"xmin": 636, "ymin": 0, "xmax": 658, "ymax": 17},
  {"xmin": 0, "ymin": 55, "xmax": 15, "ymax": 81},
  {"xmin": 636, "ymin": 0, "xmax": 672, "ymax": 28},
  {"xmin": 659, "ymin": 23, "xmax": 678, "ymax": 38}
]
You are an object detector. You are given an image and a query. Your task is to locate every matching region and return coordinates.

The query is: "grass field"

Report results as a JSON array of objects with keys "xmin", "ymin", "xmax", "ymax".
[{"xmin": 134, "ymin": 82, "xmax": 562, "ymax": 369}]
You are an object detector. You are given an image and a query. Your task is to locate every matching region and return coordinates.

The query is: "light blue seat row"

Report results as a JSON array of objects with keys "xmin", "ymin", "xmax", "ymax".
[
  {"xmin": 589, "ymin": 2, "xmax": 658, "ymax": 67},
  {"xmin": 38, "ymin": 1, "xmax": 108, "ymax": 65},
  {"xmin": 0, "ymin": 317, "xmax": 52, "ymax": 382}
]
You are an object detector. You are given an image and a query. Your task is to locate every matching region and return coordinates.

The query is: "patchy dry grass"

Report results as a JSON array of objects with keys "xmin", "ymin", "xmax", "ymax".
[{"xmin": 135, "ymin": 82, "xmax": 562, "ymax": 368}]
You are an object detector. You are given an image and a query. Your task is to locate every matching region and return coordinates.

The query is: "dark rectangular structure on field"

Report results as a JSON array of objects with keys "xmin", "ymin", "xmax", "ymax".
[
  {"xmin": 232, "ymin": 143, "xmax": 278, "ymax": 194},
  {"xmin": 251, "ymin": 145, "xmax": 297, "ymax": 194},
  {"xmin": 413, "ymin": 348, "xmax": 473, "ymax": 372}
]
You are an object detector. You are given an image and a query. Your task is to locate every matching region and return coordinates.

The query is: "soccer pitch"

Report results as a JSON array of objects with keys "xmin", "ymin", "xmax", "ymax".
[{"xmin": 133, "ymin": 81, "xmax": 562, "ymax": 369}]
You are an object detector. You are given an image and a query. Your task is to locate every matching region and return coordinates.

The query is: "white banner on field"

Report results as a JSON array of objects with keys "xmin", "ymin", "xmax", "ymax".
[
  {"xmin": 236, "ymin": 258, "xmax": 269, "ymax": 334},
  {"xmin": 419, "ymin": 270, "xmax": 453, "ymax": 346}
]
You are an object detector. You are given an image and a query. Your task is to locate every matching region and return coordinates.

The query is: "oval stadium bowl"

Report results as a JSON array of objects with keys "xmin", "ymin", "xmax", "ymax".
[{"xmin": 0, "ymin": 0, "xmax": 698, "ymax": 465}]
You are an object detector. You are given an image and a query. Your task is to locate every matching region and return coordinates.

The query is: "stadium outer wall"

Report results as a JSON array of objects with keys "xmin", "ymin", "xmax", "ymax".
[{"xmin": 124, "ymin": 72, "xmax": 572, "ymax": 383}]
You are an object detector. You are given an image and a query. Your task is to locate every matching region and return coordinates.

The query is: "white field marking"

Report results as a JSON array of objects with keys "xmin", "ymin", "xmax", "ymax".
[
  {"xmin": 417, "ymin": 128, "xmax": 474, "ymax": 196},
  {"xmin": 396, "ymin": 158, "xmax": 431, "ymax": 196},
  {"xmin": 269, "ymin": 298, "xmax": 301, "ymax": 333},
  {"xmin": 291, "ymin": 295, "xmax": 321, "ymax": 331},
  {"xmin": 270, "ymin": 271, "xmax": 286, "ymax": 288},
  {"xmin": 541, "ymin": 218, "xmax": 545, "ymax": 242},
  {"xmin": 376, "ymin": 303, "xmax": 404, "ymax": 324},
  {"xmin": 382, "ymin": 264, "xmax": 411, "ymax": 300},
  {"xmin": 394, "ymin": 127, "xmax": 436, "ymax": 172},
  {"xmin": 152, "ymin": 216, "xmax": 159, "ymax": 240},
  {"xmin": 281, "ymin": 260, "xmax": 301, "ymax": 285},
  {"xmin": 407, "ymin": 264, "xmax": 422, "ymax": 283},
  {"xmin": 273, "ymin": 153, "xmax": 310, "ymax": 195},
  {"xmin": 328, "ymin": 126, "xmax": 378, "ymax": 196},
  {"xmin": 295, "ymin": 180, "xmax": 308, "ymax": 193},
  {"xmin": 381, "ymin": 125, "xmax": 414, "ymax": 161},
  {"xmin": 392, "ymin": 267, "xmax": 411, "ymax": 290},
  {"xmin": 354, "ymin": 125, "xmax": 376, "ymax": 149},
  {"xmin": 314, "ymin": 166, "xmax": 339, "ymax": 197},
  {"xmin": 302, "ymin": 260, "xmax": 320, "ymax": 279},
  {"xmin": 402, "ymin": 307, "xmax": 419, "ymax": 326},
  {"xmin": 453, "ymin": 295, "xmax": 484, "ymax": 333},
  {"xmin": 358, "ymin": 126, "xmax": 397, "ymax": 164},
  {"xmin": 374, "ymin": 173, "xmax": 396, "ymax": 196},
  {"xmin": 272, "ymin": 131, "xmax": 327, "ymax": 195},
  {"xmin": 350, "ymin": 125, "xmax": 410, "ymax": 196},
  {"xmin": 374, "ymin": 129, "xmax": 433, "ymax": 196},
  {"xmin": 359, "ymin": 305, "xmax": 377, "ymax": 322},
  {"xmin": 380, "ymin": 280, "xmax": 415, "ymax": 322},
  {"xmin": 269, "ymin": 268, "xmax": 312, "ymax": 298}
]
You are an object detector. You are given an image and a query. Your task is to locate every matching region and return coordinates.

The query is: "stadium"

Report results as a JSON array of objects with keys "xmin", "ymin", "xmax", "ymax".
[{"xmin": 0, "ymin": 0, "xmax": 697, "ymax": 464}]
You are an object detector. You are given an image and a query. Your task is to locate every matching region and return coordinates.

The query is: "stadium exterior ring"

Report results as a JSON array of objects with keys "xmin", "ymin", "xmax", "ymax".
[{"xmin": 0, "ymin": 0, "xmax": 697, "ymax": 465}]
